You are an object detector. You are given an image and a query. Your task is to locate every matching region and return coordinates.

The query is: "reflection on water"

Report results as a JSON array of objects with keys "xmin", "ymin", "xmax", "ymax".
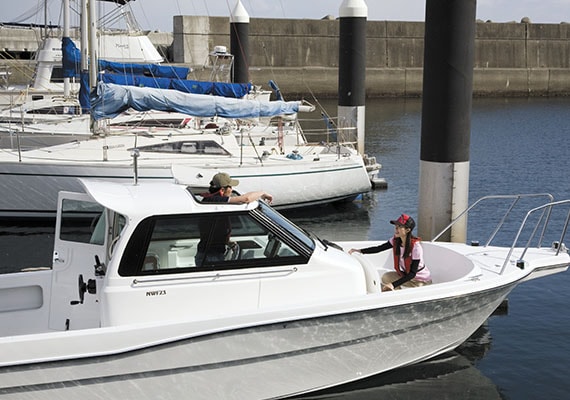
[
  {"xmin": 282, "ymin": 195, "xmax": 375, "ymax": 241},
  {"xmin": 292, "ymin": 324, "xmax": 501, "ymax": 400},
  {"xmin": 0, "ymin": 219, "xmax": 54, "ymax": 273}
]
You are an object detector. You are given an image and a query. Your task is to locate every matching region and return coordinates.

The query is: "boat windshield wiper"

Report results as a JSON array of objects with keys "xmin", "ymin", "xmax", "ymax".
[
  {"xmin": 322, "ymin": 239, "xmax": 343, "ymax": 251},
  {"xmin": 299, "ymin": 227, "xmax": 341, "ymax": 251},
  {"xmin": 297, "ymin": 226, "xmax": 324, "ymax": 248}
]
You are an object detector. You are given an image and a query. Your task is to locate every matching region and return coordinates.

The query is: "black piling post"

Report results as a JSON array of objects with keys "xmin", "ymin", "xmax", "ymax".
[
  {"xmin": 418, "ymin": 0, "xmax": 477, "ymax": 242},
  {"xmin": 230, "ymin": 0, "xmax": 250, "ymax": 84},
  {"xmin": 338, "ymin": 0, "xmax": 367, "ymax": 155}
]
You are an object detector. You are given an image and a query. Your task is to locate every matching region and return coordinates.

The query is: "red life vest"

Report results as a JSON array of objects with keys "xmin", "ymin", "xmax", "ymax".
[{"xmin": 392, "ymin": 237, "xmax": 420, "ymax": 277}]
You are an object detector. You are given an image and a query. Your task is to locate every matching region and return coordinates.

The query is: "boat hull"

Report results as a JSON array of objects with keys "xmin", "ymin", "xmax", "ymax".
[
  {"xmin": 0, "ymin": 282, "xmax": 514, "ymax": 399},
  {"xmin": 0, "ymin": 156, "xmax": 371, "ymax": 217}
]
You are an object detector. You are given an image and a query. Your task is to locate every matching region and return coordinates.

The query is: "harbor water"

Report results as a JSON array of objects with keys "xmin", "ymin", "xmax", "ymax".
[{"xmin": 1, "ymin": 96, "xmax": 569, "ymax": 399}]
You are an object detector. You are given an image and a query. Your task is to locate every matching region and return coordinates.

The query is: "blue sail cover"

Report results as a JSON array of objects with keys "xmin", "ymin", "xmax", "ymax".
[
  {"xmin": 101, "ymin": 73, "xmax": 173, "ymax": 90},
  {"xmin": 62, "ymin": 37, "xmax": 251, "ymax": 99},
  {"xmin": 79, "ymin": 72, "xmax": 91, "ymax": 112},
  {"xmin": 100, "ymin": 74, "xmax": 251, "ymax": 98},
  {"xmin": 62, "ymin": 37, "xmax": 190, "ymax": 79},
  {"xmin": 171, "ymin": 79, "xmax": 251, "ymax": 98},
  {"xmin": 91, "ymin": 82, "xmax": 302, "ymax": 121},
  {"xmin": 62, "ymin": 37, "xmax": 82, "ymax": 78},
  {"xmin": 98, "ymin": 60, "xmax": 189, "ymax": 80}
]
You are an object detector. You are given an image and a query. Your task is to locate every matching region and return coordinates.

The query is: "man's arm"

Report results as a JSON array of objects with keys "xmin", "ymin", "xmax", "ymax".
[{"xmin": 229, "ymin": 191, "xmax": 273, "ymax": 204}]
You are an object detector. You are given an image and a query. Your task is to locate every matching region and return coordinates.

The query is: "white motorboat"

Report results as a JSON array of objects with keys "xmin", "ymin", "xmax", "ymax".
[{"xmin": 0, "ymin": 182, "xmax": 568, "ymax": 399}]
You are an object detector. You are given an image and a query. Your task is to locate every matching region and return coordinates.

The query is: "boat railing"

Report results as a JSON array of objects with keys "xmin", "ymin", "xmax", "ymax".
[
  {"xmin": 504, "ymin": 198, "xmax": 570, "ymax": 270},
  {"xmin": 297, "ymin": 115, "xmax": 358, "ymax": 147},
  {"xmin": 431, "ymin": 194, "xmax": 570, "ymax": 274},
  {"xmin": 0, "ymin": 65, "xmax": 11, "ymax": 89},
  {"xmin": 132, "ymin": 266, "xmax": 298, "ymax": 286}
]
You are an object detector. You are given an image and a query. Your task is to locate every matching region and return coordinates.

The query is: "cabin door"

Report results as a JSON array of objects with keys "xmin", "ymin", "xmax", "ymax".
[{"xmin": 49, "ymin": 191, "xmax": 107, "ymax": 331}]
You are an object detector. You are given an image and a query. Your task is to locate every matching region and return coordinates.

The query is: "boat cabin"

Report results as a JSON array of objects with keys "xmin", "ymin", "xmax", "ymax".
[
  {"xmin": 0, "ymin": 179, "xmax": 369, "ymax": 336},
  {"xmin": 0, "ymin": 179, "xmax": 489, "ymax": 340}
]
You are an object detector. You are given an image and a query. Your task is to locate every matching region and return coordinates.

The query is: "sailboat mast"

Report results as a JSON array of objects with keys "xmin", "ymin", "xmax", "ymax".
[
  {"xmin": 43, "ymin": 0, "xmax": 48, "ymax": 39},
  {"xmin": 81, "ymin": 0, "xmax": 88, "ymax": 72},
  {"xmin": 88, "ymin": 0, "xmax": 98, "ymax": 89},
  {"xmin": 63, "ymin": 0, "xmax": 70, "ymax": 98}
]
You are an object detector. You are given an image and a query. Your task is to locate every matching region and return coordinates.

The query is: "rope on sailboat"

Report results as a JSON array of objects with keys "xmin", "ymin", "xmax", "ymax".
[
  {"xmin": 244, "ymin": 127, "xmax": 265, "ymax": 166},
  {"xmin": 303, "ymin": 80, "xmax": 342, "ymax": 150}
]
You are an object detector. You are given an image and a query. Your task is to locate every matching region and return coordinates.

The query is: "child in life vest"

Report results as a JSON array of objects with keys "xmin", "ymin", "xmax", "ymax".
[{"xmin": 349, "ymin": 214, "xmax": 432, "ymax": 291}]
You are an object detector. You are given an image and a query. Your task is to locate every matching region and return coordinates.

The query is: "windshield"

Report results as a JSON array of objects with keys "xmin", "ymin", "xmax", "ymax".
[{"xmin": 256, "ymin": 202, "xmax": 315, "ymax": 251}]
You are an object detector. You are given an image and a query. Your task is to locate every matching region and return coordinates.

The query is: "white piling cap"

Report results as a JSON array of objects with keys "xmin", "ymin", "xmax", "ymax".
[
  {"xmin": 339, "ymin": 0, "xmax": 368, "ymax": 18},
  {"xmin": 230, "ymin": 0, "xmax": 250, "ymax": 23}
]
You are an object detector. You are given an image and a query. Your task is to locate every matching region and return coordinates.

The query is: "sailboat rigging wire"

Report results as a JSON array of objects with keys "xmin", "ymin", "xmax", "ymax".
[
  {"xmin": 260, "ymin": 42, "xmax": 280, "ymax": 91},
  {"xmin": 303, "ymin": 80, "xmax": 340, "ymax": 145}
]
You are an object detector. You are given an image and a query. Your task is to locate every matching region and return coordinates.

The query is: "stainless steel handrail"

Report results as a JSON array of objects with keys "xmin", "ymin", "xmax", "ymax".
[
  {"xmin": 431, "ymin": 193, "xmax": 570, "ymax": 275},
  {"xmin": 132, "ymin": 266, "xmax": 298, "ymax": 286},
  {"xmin": 431, "ymin": 194, "xmax": 554, "ymax": 243}
]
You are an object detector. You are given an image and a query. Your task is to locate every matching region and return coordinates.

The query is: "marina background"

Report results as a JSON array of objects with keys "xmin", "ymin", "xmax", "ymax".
[
  {"xmin": 1, "ymin": 96, "xmax": 569, "ymax": 398},
  {"xmin": 2, "ymin": 18, "xmax": 570, "ymax": 97}
]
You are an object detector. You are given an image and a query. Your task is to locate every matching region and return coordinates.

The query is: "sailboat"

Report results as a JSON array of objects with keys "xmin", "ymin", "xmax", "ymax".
[
  {"xmin": 0, "ymin": 40, "xmax": 374, "ymax": 216},
  {"xmin": 0, "ymin": 0, "xmax": 163, "ymax": 109},
  {"xmin": 0, "ymin": 38, "xmax": 253, "ymax": 149},
  {"xmin": 0, "ymin": 81, "xmax": 373, "ymax": 216},
  {"xmin": 0, "ymin": 1, "xmax": 380, "ymax": 216},
  {"xmin": 0, "ymin": 3, "xmax": 314, "ymax": 151}
]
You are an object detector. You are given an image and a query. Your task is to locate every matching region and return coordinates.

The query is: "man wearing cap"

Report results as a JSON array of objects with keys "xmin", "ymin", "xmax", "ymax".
[
  {"xmin": 195, "ymin": 172, "xmax": 273, "ymax": 266},
  {"xmin": 348, "ymin": 213, "xmax": 432, "ymax": 291}
]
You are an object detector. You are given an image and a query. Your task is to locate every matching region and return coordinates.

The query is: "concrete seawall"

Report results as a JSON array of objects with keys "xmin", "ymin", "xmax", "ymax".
[
  {"xmin": 2, "ymin": 18, "xmax": 570, "ymax": 97},
  {"xmin": 174, "ymin": 17, "xmax": 570, "ymax": 98}
]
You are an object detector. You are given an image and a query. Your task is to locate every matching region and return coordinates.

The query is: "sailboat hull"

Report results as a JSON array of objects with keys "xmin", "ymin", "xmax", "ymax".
[{"xmin": 0, "ymin": 156, "xmax": 371, "ymax": 217}]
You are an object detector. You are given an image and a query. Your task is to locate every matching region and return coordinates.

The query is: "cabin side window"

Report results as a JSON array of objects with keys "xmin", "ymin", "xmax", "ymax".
[
  {"xmin": 135, "ymin": 140, "xmax": 231, "ymax": 156},
  {"xmin": 27, "ymin": 105, "xmax": 80, "ymax": 115},
  {"xmin": 50, "ymin": 66, "xmax": 65, "ymax": 83},
  {"xmin": 118, "ymin": 211, "xmax": 308, "ymax": 276}
]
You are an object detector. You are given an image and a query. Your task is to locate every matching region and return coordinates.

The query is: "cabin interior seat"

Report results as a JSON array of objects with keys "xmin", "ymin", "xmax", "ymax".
[
  {"xmin": 146, "ymin": 239, "xmax": 198, "ymax": 269},
  {"xmin": 168, "ymin": 242, "xmax": 198, "ymax": 268}
]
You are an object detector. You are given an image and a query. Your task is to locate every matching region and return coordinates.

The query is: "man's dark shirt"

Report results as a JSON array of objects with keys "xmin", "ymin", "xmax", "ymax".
[{"xmin": 197, "ymin": 192, "xmax": 231, "ymax": 254}]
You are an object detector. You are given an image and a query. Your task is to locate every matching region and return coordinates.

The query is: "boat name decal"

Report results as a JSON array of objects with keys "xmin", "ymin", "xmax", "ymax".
[{"xmin": 145, "ymin": 290, "xmax": 167, "ymax": 297}]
